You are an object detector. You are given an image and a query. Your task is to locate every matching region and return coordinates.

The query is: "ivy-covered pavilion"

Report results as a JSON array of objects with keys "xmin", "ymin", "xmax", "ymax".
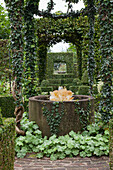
[{"xmin": 4, "ymin": 0, "xmax": 113, "ymax": 133}]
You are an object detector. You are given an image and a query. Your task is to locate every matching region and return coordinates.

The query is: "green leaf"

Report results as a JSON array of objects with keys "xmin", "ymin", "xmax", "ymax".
[
  {"xmin": 36, "ymin": 152, "xmax": 44, "ymax": 158},
  {"xmin": 72, "ymin": 149, "xmax": 79, "ymax": 156},
  {"xmin": 50, "ymin": 154, "xmax": 58, "ymax": 161}
]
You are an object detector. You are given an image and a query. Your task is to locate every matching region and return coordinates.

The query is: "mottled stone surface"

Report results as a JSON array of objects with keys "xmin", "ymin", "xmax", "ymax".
[{"xmin": 14, "ymin": 156, "xmax": 110, "ymax": 170}]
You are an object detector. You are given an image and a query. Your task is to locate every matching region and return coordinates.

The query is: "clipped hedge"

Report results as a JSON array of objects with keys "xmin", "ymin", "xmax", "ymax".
[
  {"xmin": 40, "ymin": 87, "xmax": 53, "ymax": 93},
  {"xmin": 0, "ymin": 95, "xmax": 28, "ymax": 117},
  {"xmin": 109, "ymin": 119, "xmax": 113, "ymax": 170},
  {"xmin": 69, "ymin": 86, "xmax": 79, "ymax": 94},
  {"xmin": 53, "ymin": 73, "xmax": 75, "ymax": 79},
  {"xmin": 0, "ymin": 96, "xmax": 15, "ymax": 118},
  {"xmin": 78, "ymin": 85, "xmax": 90, "ymax": 95},
  {"xmin": 0, "ymin": 115, "xmax": 15, "ymax": 170},
  {"xmin": 46, "ymin": 52, "xmax": 75, "ymax": 79}
]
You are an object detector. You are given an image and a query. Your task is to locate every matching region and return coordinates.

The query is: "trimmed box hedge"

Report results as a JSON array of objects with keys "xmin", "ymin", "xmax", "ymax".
[
  {"xmin": 0, "ymin": 96, "xmax": 15, "ymax": 118},
  {"xmin": 78, "ymin": 85, "xmax": 90, "ymax": 95},
  {"xmin": 46, "ymin": 52, "xmax": 75, "ymax": 79},
  {"xmin": 0, "ymin": 115, "xmax": 15, "ymax": 170},
  {"xmin": 53, "ymin": 73, "xmax": 75, "ymax": 79},
  {"xmin": 41, "ymin": 87, "xmax": 53, "ymax": 93},
  {"xmin": 69, "ymin": 86, "xmax": 79, "ymax": 94},
  {"xmin": 0, "ymin": 95, "xmax": 28, "ymax": 118},
  {"xmin": 109, "ymin": 119, "xmax": 113, "ymax": 170}
]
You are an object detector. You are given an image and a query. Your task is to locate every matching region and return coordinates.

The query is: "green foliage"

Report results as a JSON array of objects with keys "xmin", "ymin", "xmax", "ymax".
[
  {"xmin": 15, "ymin": 112, "xmax": 109, "ymax": 160},
  {"xmin": 0, "ymin": 96, "xmax": 15, "ymax": 118},
  {"xmin": 0, "ymin": 80, "xmax": 11, "ymax": 96},
  {"xmin": 0, "ymin": 40, "xmax": 12, "ymax": 82},
  {"xmin": 78, "ymin": 85, "xmax": 89, "ymax": 95},
  {"xmin": 42, "ymin": 102, "xmax": 65, "ymax": 135},
  {"xmin": 81, "ymin": 70, "xmax": 88, "ymax": 85},
  {"xmin": 5, "ymin": 0, "xmax": 24, "ymax": 106},
  {"xmin": 0, "ymin": 108, "xmax": 3, "ymax": 125},
  {"xmin": 0, "ymin": 5, "xmax": 10, "ymax": 39},
  {"xmin": 73, "ymin": 78, "xmax": 81, "ymax": 86},
  {"xmin": 109, "ymin": 119, "xmax": 113, "ymax": 169},
  {"xmin": 41, "ymin": 80, "xmax": 49, "ymax": 87},
  {"xmin": 46, "ymin": 52, "xmax": 75, "ymax": 79},
  {"xmin": 24, "ymin": 7, "xmax": 38, "ymax": 98},
  {"xmin": 98, "ymin": 0, "xmax": 113, "ymax": 123},
  {"xmin": 69, "ymin": 86, "xmax": 79, "ymax": 94},
  {"xmin": 3, "ymin": 0, "xmax": 112, "ymax": 127},
  {"xmin": 40, "ymin": 52, "xmax": 76, "ymax": 90},
  {"xmin": 0, "ymin": 115, "xmax": 15, "ymax": 169},
  {"xmin": 40, "ymin": 87, "xmax": 53, "ymax": 94},
  {"xmin": 38, "ymin": 43, "xmax": 47, "ymax": 84},
  {"xmin": 74, "ymin": 100, "xmax": 90, "ymax": 130},
  {"xmin": 86, "ymin": 0, "xmax": 95, "ymax": 95}
]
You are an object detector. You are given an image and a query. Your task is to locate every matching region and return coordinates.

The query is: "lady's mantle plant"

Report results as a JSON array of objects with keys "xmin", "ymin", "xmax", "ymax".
[{"xmin": 15, "ymin": 112, "xmax": 109, "ymax": 160}]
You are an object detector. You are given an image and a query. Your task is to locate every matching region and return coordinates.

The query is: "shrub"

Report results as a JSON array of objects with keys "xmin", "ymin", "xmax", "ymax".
[
  {"xmin": 78, "ymin": 85, "xmax": 90, "ymax": 95},
  {"xmin": 40, "ymin": 80, "xmax": 49, "ymax": 87},
  {"xmin": 69, "ymin": 86, "xmax": 79, "ymax": 94},
  {"xmin": 81, "ymin": 70, "xmax": 89, "ymax": 85},
  {"xmin": 41, "ymin": 87, "xmax": 53, "ymax": 93},
  {"xmin": 0, "ymin": 113, "xmax": 15, "ymax": 170},
  {"xmin": 0, "ymin": 95, "xmax": 15, "ymax": 118},
  {"xmin": 72, "ymin": 78, "xmax": 81, "ymax": 86}
]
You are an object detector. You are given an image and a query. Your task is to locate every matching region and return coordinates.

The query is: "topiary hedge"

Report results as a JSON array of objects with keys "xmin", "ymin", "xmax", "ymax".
[
  {"xmin": 0, "ymin": 95, "xmax": 28, "ymax": 118},
  {"xmin": 46, "ymin": 52, "xmax": 75, "ymax": 79},
  {"xmin": 109, "ymin": 119, "xmax": 113, "ymax": 170},
  {"xmin": 0, "ymin": 113, "xmax": 15, "ymax": 170},
  {"xmin": 0, "ymin": 96, "xmax": 15, "ymax": 118},
  {"xmin": 78, "ymin": 85, "xmax": 90, "ymax": 95}
]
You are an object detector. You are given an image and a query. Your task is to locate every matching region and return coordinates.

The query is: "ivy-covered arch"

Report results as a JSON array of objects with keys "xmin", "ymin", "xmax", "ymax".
[
  {"xmin": 4, "ymin": 0, "xmax": 113, "ymax": 134},
  {"xmin": 36, "ymin": 17, "xmax": 83, "ymax": 83}
]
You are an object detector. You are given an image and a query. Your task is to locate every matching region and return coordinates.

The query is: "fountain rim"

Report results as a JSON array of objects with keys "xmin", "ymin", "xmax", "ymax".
[{"xmin": 29, "ymin": 95, "xmax": 94, "ymax": 103}]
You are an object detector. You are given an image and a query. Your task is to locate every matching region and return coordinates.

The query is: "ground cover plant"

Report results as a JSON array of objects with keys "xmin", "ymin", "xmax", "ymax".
[{"xmin": 15, "ymin": 112, "xmax": 109, "ymax": 160}]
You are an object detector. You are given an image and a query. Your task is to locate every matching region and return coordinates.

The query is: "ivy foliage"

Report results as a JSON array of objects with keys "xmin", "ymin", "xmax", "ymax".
[
  {"xmin": 42, "ymin": 102, "xmax": 65, "ymax": 135},
  {"xmin": 5, "ymin": 0, "xmax": 24, "ymax": 106},
  {"xmin": 23, "ymin": 0, "xmax": 40, "ymax": 98},
  {"xmin": 4, "ymin": 0, "xmax": 112, "ymax": 124},
  {"xmin": 86, "ymin": 0, "xmax": 95, "ymax": 95},
  {"xmin": 98, "ymin": 0, "xmax": 113, "ymax": 123},
  {"xmin": 36, "ymin": 16, "xmax": 83, "ymax": 80}
]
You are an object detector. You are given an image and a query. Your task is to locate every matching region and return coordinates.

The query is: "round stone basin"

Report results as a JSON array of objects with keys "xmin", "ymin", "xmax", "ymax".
[{"xmin": 29, "ymin": 95, "xmax": 94, "ymax": 137}]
